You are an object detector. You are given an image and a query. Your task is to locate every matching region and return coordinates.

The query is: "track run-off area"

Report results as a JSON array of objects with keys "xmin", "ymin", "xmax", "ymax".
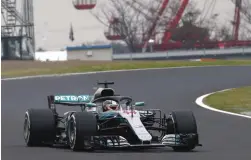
[{"xmin": 2, "ymin": 65, "xmax": 251, "ymax": 160}]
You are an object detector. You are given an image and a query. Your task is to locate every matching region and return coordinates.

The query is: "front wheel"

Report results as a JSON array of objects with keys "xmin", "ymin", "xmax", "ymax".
[
  {"xmin": 169, "ymin": 111, "xmax": 199, "ymax": 152},
  {"xmin": 67, "ymin": 112, "xmax": 98, "ymax": 151}
]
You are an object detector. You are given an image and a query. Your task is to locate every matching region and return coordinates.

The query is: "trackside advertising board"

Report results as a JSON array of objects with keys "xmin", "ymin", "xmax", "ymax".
[{"xmin": 54, "ymin": 95, "xmax": 92, "ymax": 103}]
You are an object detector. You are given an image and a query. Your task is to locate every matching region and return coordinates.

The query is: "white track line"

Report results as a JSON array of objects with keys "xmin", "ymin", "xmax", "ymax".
[
  {"xmin": 195, "ymin": 88, "xmax": 251, "ymax": 119},
  {"xmin": 1, "ymin": 65, "xmax": 249, "ymax": 81}
]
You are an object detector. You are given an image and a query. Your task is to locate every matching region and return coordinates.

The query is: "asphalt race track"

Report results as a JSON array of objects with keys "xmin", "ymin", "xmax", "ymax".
[{"xmin": 2, "ymin": 66, "xmax": 251, "ymax": 160}]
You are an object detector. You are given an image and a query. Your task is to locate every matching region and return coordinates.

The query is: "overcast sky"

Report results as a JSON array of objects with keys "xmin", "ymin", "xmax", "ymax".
[{"xmin": 31, "ymin": 0, "xmax": 237, "ymax": 50}]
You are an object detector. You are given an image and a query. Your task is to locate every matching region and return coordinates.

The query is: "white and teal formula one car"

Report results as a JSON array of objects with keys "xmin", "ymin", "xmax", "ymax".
[{"xmin": 23, "ymin": 81, "xmax": 202, "ymax": 152}]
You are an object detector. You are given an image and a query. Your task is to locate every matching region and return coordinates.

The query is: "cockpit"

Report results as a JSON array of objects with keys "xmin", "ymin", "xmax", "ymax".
[{"xmin": 85, "ymin": 96, "xmax": 133, "ymax": 113}]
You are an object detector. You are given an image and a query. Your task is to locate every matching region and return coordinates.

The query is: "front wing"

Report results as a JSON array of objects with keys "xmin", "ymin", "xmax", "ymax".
[{"xmin": 91, "ymin": 133, "xmax": 201, "ymax": 149}]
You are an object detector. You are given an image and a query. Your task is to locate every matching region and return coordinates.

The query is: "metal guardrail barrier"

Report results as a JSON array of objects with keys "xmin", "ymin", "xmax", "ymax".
[{"xmin": 112, "ymin": 47, "xmax": 251, "ymax": 60}]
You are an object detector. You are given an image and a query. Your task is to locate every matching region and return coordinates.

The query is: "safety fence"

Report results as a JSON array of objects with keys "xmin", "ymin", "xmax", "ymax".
[{"xmin": 112, "ymin": 47, "xmax": 251, "ymax": 60}]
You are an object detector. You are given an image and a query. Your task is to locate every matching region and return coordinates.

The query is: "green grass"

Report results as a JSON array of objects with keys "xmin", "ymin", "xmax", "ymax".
[
  {"xmin": 1, "ymin": 60, "xmax": 251, "ymax": 78},
  {"xmin": 204, "ymin": 86, "xmax": 251, "ymax": 115}
]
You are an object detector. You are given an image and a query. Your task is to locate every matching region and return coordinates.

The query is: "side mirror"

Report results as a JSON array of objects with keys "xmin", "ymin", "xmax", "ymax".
[
  {"xmin": 86, "ymin": 103, "xmax": 97, "ymax": 108},
  {"xmin": 135, "ymin": 102, "xmax": 145, "ymax": 106}
]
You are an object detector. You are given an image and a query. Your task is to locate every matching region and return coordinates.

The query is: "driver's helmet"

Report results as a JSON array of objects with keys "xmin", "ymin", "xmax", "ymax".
[{"xmin": 102, "ymin": 100, "xmax": 119, "ymax": 111}]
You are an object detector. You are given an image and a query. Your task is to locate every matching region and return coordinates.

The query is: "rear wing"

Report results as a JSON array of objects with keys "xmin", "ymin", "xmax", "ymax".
[{"xmin": 47, "ymin": 95, "xmax": 95, "ymax": 110}]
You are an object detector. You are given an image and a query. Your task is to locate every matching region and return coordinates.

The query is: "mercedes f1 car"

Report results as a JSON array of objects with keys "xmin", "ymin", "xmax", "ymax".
[{"xmin": 23, "ymin": 81, "xmax": 202, "ymax": 152}]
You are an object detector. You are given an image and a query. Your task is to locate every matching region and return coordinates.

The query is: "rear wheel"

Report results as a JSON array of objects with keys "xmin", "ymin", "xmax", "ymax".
[
  {"xmin": 67, "ymin": 112, "xmax": 98, "ymax": 151},
  {"xmin": 23, "ymin": 109, "xmax": 56, "ymax": 147},
  {"xmin": 170, "ymin": 111, "xmax": 198, "ymax": 152}
]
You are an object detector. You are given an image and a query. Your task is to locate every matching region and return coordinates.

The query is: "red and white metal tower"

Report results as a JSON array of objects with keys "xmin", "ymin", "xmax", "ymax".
[{"xmin": 88, "ymin": 0, "xmax": 251, "ymax": 50}]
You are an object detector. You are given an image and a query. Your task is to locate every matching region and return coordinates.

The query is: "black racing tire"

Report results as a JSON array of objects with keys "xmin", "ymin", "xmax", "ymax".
[
  {"xmin": 23, "ymin": 108, "xmax": 56, "ymax": 147},
  {"xmin": 67, "ymin": 112, "xmax": 98, "ymax": 151},
  {"xmin": 170, "ymin": 111, "xmax": 198, "ymax": 152}
]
